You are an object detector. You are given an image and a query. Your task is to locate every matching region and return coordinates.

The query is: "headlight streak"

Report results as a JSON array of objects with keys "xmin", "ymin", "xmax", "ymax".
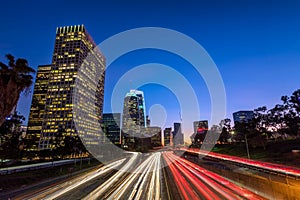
[
  {"xmin": 28, "ymin": 158, "xmax": 126, "ymax": 200},
  {"xmin": 84, "ymin": 152, "xmax": 162, "ymax": 200},
  {"xmin": 82, "ymin": 152, "xmax": 139, "ymax": 200}
]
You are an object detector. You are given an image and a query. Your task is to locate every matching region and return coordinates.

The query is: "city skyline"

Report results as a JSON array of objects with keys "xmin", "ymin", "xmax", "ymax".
[
  {"xmin": 0, "ymin": 1, "xmax": 300, "ymax": 198},
  {"xmin": 0, "ymin": 0, "xmax": 299, "ymax": 137}
]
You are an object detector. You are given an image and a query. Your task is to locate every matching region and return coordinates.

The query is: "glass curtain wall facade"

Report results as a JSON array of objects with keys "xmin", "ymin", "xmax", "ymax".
[
  {"xmin": 101, "ymin": 113, "xmax": 121, "ymax": 145},
  {"xmin": 122, "ymin": 90, "xmax": 146, "ymax": 147}
]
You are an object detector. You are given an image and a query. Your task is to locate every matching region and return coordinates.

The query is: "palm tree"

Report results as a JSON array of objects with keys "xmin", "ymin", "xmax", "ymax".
[{"xmin": 0, "ymin": 54, "xmax": 35, "ymax": 126}]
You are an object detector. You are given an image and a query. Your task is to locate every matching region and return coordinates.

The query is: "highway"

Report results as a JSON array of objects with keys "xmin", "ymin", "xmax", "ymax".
[
  {"xmin": 84, "ymin": 152, "xmax": 162, "ymax": 200},
  {"xmin": 15, "ymin": 158, "xmax": 126, "ymax": 200},
  {"xmin": 5, "ymin": 150, "xmax": 300, "ymax": 199},
  {"xmin": 163, "ymin": 151, "xmax": 265, "ymax": 200}
]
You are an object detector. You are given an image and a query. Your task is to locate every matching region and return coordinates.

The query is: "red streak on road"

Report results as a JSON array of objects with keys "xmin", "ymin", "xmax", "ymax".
[
  {"xmin": 184, "ymin": 148, "xmax": 300, "ymax": 177},
  {"xmin": 164, "ymin": 153, "xmax": 199, "ymax": 199},
  {"xmin": 163, "ymin": 151, "xmax": 266, "ymax": 200}
]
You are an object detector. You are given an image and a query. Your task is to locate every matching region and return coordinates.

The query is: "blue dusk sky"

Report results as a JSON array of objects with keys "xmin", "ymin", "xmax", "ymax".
[{"xmin": 0, "ymin": 0, "xmax": 299, "ymax": 138}]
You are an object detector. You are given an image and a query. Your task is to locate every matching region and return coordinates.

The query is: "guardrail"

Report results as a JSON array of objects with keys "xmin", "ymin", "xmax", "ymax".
[{"xmin": 0, "ymin": 158, "xmax": 90, "ymax": 175}]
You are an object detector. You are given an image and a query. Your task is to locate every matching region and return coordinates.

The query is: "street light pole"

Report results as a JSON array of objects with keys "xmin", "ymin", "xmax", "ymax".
[
  {"xmin": 244, "ymin": 134, "xmax": 250, "ymax": 159},
  {"xmin": 80, "ymin": 151, "xmax": 82, "ymax": 170}
]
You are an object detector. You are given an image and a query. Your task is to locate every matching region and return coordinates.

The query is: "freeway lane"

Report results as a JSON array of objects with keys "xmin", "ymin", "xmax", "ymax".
[
  {"xmin": 5, "ymin": 150, "xmax": 275, "ymax": 199},
  {"xmin": 19, "ymin": 158, "xmax": 126, "ymax": 200},
  {"xmin": 54, "ymin": 152, "xmax": 140, "ymax": 200},
  {"xmin": 84, "ymin": 152, "xmax": 162, "ymax": 200},
  {"xmin": 163, "ymin": 151, "xmax": 266, "ymax": 200}
]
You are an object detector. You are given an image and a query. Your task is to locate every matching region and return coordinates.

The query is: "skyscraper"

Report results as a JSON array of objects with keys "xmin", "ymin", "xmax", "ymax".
[
  {"xmin": 101, "ymin": 113, "xmax": 121, "ymax": 145},
  {"xmin": 173, "ymin": 122, "xmax": 184, "ymax": 146},
  {"xmin": 122, "ymin": 89, "xmax": 146, "ymax": 147},
  {"xmin": 26, "ymin": 25, "xmax": 105, "ymax": 150},
  {"xmin": 163, "ymin": 127, "xmax": 172, "ymax": 146},
  {"xmin": 26, "ymin": 65, "xmax": 52, "ymax": 150},
  {"xmin": 122, "ymin": 90, "xmax": 146, "ymax": 132}
]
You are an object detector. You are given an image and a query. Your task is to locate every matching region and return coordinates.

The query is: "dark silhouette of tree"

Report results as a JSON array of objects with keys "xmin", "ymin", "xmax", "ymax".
[
  {"xmin": 267, "ymin": 90, "xmax": 300, "ymax": 136},
  {"xmin": 232, "ymin": 89, "xmax": 300, "ymax": 148},
  {"xmin": 290, "ymin": 89, "xmax": 300, "ymax": 113},
  {"xmin": 51, "ymin": 127, "xmax": 86, "ymax": 159},
  {"xmin": 233, "ymin": 121, "xmax": 249, "ymax": 142},
  {"xmin": 281, "ymin": 90, "xmax": 300, "ymax": 135},
  {"xmin": 0, "ymin": 54, "xmax": 35, "ymax": 126},
  {"xmin": 0, "ymin": 111, "xmax": 25, "ymax": 162}
]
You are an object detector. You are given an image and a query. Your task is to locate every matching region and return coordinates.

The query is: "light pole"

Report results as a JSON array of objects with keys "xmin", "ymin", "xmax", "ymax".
[
  {"xmin": 244, "ymin": 133, "xmax": 250, "ymax": 159},
  {"xmin": 79, "ymin": 151, "xmax": 82, "ymax": 169}
]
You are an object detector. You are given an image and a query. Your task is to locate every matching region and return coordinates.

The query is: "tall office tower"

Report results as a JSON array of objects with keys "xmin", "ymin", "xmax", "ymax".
[
  {"xmin": 122, "ymin": 90, "xmax": 146, "ymax": 146},
  {"xmin": 233, "ymin": 110, "xmax": 254, "ymax": 125},
  {"xmin": 101, "ymin": 113, "xmax": 121, "ymax": 145},
  {"xmin": 129, "ymin": 90, "xmax": 146, "ymax": 127},
  {"xmin": 26, "ymin": 65, "xmax": 52, "ymax": 150},
  {"xmin": 163, "ymin": 127, "xmax": 172, "ymax": 146},
  {"xmin": 135, "ymin": 90, "xmax": 147, "ymax": 127},
  {"xmin": 34, "ymin": 25, "xmax": 105, "ymax": 150},
  {"xmin": 173, "ymin": 122, "xmax": 184, "ymax": 146},
  {"xmin": 122, "ymin": 90, "xmax": 146, "ymax": 132}
]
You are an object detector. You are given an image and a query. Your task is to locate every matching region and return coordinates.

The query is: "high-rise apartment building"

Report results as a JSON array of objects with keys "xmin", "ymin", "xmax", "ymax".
[{"xmin": 26, "ymin": 25, "xmax": 105, "ymax": 150}]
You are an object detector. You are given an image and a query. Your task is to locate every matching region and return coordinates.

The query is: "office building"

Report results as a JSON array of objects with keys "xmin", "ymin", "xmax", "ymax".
[
  {"xmin": 233, "ymin": 110, "xmax": 254, "ymax": 125},
  {"xmin": 193, "ymin": 120, "xmax": 209, "ymax": 134},
  {"xmin": 101, "ymin": 113, "xmax": 121, "ymax": 145},
  {"xmin": 173, "ymin": 122, "xmax": 184, "ymax": 145},
  {"xmin": 163, "ymin": 127, "xmax": 172, "ymax": 146},
  {"xmin": 26, "ymin": 65, "xmax": 52, "ymax": 150},
  {"xmin": 122, "ymin": 90, "xmax": 146, "ymax": 145},
  {"xmin": 192, "ymin": 120, "xmax": 209, "ymax": 144},
  {"xmin": 26, "ymin": 25, "xmax": 105, "ymax": 150}
]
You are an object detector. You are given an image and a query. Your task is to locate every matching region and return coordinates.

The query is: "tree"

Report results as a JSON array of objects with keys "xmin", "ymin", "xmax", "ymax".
[
  {"xmin": 283, "ymin": 90, "xmax": 300, "ymax": 135},
  {"xmin": 267, "ymin": 90, "xmax": 300, "ymax": 136},
  {"xmin": 0, "ymin": 111, "xmax": 25, "ymax": 162},
  {"xmin": 233, "ymin": 121, "xmax": 251, "ymax": 142},
  {"xmin": 0, "ymin": 54, "xmax": 35, "ymax": 126}
]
